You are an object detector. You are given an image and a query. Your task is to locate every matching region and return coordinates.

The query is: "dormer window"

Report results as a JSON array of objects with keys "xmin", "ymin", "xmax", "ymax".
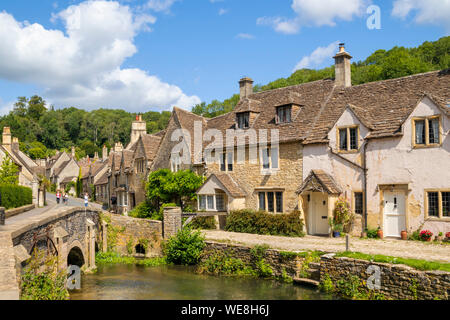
[
  {"xmin": 276, "ymin": 106, "xmax": 292, "ymax": 124},
  {"xmin": 237, "ymin": 112, "xmax": 250, "ymax": 129},
  {"xmin": 338, "ymin": 126, "xmax": 359, "ymax": 152},
  {"xmin": 413, "ymin": 116, "xmax": 441, "ymax": 148}
]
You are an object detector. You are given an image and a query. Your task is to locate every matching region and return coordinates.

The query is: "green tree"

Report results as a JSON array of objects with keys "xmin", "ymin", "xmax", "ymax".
[
  {"xmin": 0, "ymin": 156, "xmax": 19, "ymax": 185},
  {"xmin": 146, "ymin": 169, "xmax": 204, "ymax": 211}
]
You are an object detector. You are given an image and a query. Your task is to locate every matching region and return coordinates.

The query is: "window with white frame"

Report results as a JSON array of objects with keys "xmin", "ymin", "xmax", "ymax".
[
  {"xmin": 220, "ymin": 151, "xmax": 234, "ymax": 172},
  {"xmin": 261, "ymin": 147, "xmax": 279, "ymax": 171},
  {"xmin": 198, "ymin": 194, "xmax": 227, "ymax": 212}
]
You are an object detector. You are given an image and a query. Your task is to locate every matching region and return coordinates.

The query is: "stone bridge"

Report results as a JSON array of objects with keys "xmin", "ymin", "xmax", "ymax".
[{"xmin": 0, "ymin": 207, "xmax": 106, "ymax": 299}]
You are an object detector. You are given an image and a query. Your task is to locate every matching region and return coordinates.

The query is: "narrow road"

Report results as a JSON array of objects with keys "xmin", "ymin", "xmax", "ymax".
[{"xmin": 6, "ymin": 194, "xmax": 103, "ymax": 225}]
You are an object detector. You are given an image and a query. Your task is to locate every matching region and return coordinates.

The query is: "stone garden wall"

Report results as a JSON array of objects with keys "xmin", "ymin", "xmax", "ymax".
[
  {"xmin": 203, "ymin": 241, "xmax": 308, "ymax": 278},
  {"xmin": 321, "ymin": 254, "xmax": 449, "ymax": 300}
]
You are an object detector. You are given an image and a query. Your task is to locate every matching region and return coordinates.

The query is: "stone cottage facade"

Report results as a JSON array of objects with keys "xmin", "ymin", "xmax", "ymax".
[{"xmin": 194, "ymin": 44, "xmax": 450, "ymax": 238}]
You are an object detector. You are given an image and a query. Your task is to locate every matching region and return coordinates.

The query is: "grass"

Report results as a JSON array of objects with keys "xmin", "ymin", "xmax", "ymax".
[
  {"xmin": 336, "ymin": 251, "xmax": 450, "ymax": 272},
  {"xmin": 96, "ymin": 252, "xmax": 168, "ymax": 267}
]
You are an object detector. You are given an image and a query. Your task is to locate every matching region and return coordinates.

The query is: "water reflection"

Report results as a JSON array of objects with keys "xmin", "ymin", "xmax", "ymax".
[{"xmin": 70, "ymin": 264, "xmax": 334, "ymax": 300}]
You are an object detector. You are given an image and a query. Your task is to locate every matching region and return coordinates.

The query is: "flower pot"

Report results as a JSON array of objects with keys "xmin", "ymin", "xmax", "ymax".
[
  {"xmin": 377, "ymin": 229, "xmax": 384, "ymax": 239},
  {"xmin": 437, "ymin": 236, "xmax": 443, "ymax": 242},
  {"xmin": 361, "ymin": 231, "xmax": 368, "ymax": 238},
  {"xmin": 401, "ymin": 230, "xmax": 408, "ymax": 240},
  {"xmin": 333, "ymin": 231, "xmax": 341, "ymax": 238},
  {"xmin": 426, "ymin": 238, "xmax": 432, "ymax": 242}
]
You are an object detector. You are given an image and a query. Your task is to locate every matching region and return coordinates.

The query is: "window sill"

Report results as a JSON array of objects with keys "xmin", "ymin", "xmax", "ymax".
[
  {"xmin": 412, "ymin": 144, "xmax": 442, "ymax": 149},
  {"xmin": 336, "ymin": 149, "xmax": 359, "ymax": 154},
  {"xmin": 261, "ymin": 169, "xmax": 280, "ymax": 175},
  {"xmin": 425, "ymin": 217, "xmax": 450, "ymax": 222}
]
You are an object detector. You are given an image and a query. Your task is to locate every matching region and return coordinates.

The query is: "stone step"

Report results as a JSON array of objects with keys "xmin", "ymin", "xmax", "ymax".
[
  {"xmin": 307, "ymin": 269, "xmax": 321, "ymax": 281},
  {"xmin": 293, "ymin": 277, "xmax": 320, "ymax": 287},
  {"xmin": 308, "ymin": 262, "xmax": 321, "ymax": 269}
]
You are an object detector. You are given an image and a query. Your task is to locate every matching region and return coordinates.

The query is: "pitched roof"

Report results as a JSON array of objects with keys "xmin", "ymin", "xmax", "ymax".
[
  {"xmin": 304, "ymin": 69, "xmax": 450, "ymax": 143},
  {"xmin": 297, "ymin": 170, "xmax": 342, "ymax": 195},
  {"xmin": 199, "ymin": 173, "xmax": 247, "ymax": 198},
  {"xmin": 122, "ymin": 150, "xmax": 134, "ymax": 169},
  {"xmin": 140, "ymin": 134, "xmax": 162, "ymax": 161},
  {"xmin": 95, "ymin": 170, "xmax": 109, "ymax": 186},
  {"xmin": 53, "ymin": 160, "xmax": 70, "ymax": 177}
]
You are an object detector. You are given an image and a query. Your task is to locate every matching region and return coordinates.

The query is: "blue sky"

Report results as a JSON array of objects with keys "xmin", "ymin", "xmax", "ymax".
[{"xmin": 0, "ymin": 0, "xmax": 448, "ymax": 114}]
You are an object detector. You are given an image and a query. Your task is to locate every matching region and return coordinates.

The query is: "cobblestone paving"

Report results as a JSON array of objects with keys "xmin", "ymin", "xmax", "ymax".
[{"xmin": 203, "ymin": 230, "xmax": 450, "ymax": 263}]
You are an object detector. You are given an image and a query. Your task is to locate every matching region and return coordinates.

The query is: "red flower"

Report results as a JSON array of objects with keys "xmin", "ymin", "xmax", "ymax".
[
  {"xmin": 420, "ymin": 230, "xmax": 433, "ymax": 240},
  {"xmin": 446, "ymin": 232, "xmax": 450, "ymax": 239}
]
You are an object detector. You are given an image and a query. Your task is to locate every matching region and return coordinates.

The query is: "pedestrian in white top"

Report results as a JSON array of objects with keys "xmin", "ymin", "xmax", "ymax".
[
  {"xmin": 84, "ymin": 193, "xmax": 89, "ymax": 210},
  {"xmin": 65, "ymin": 193, "xmax": 69, "ymax": 206}
]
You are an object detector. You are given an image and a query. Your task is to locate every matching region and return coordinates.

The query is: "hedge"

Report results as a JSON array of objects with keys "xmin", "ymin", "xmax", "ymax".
[
  {"xmin": 0, "ymin": 184, "xmax": 33, "ymax": 210},
  {"xmin": 225, "ymin": 209, "xmax": 305, "ymax": 237}
]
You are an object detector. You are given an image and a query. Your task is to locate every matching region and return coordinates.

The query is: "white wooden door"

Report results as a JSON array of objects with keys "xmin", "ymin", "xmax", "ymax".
[
  {"xmin": 313, "ymin": 193, "xmax": 329, "ymax": 235},
  {"xmin": 383, "ymin": 191, "xmax": 406, "ymax": 238}
]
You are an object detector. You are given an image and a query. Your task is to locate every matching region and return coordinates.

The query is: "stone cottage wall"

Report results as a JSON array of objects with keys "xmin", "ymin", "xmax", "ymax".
[{"xmin": 206, "ymin": 141, "xmax": 303, "ymax": 213}]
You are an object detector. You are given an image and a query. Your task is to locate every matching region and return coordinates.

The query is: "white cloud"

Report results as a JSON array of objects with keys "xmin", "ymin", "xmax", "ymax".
[
  {"xmin": 293, "ymin": 41, "xmax": 339, "ymax": 72},
  {"xmin": 258, "ymin": 0, "xmax": 368, "ymax": 34},
  {"xmin": 392, "ymin": 0, "xmax": 450, "ymax": 33},
  {"xmin": 0, "ymin": 98, "xmax": 14, "ymax": 116},
  {"xmin": 236, "ymin": 33, "xmax": 254, "ymax": 40},
  {"xmin": 0, "ymin": 1, "xmax": 200, "ymax": 112},
  {"xmin": 145, "ymin": 0, "xmax": 178, "ymax": 13},
  {"xmin": 218, "ymin": 8, "xmax": 228, "ymax": 16}
]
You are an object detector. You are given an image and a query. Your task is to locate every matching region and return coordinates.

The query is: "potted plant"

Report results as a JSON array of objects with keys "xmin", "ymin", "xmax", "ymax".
[
  {"xmin": 377, "ymin": 227, "xmax": 384, "ymax": 239},
  {"xmin": 401, "ymin": 230, "xmax": 408, "ymax": 240},
  {"xmin": 436, "ymin": 232, "xmax": 444, "ymax": 242},
  {"xmin": 419, "ymin": 230, "xmax": 433, "ymax": 242},
  {"xmin": 446, "ymin": 232, "xmax": 450, "ymax": 242},
  {"xmin": 333, "ymin": 224, "xmax": 343, "ymax": 238},
  {"xmin": 361, "ymin": 229, "xmax": 368, "ymax": 238}
]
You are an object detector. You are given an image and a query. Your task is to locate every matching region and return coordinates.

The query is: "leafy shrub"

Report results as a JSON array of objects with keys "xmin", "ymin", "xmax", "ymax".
[
  {"xmin": 225, "ymin": 209, "xmax": 305, "ymax": 237},
  {"xmin": 20, "ymin": 249, "xmax": 69, "ymax": 300},
  {"xmin": 190, "ymin": 216, "xmax": 217, "ymax": 230},
  {"xmin": 366, "ymin": 228, "xmax": 379, "ymax": 239},
  {"xmin": 250, "ymin": 245, "xmax": 273, "ymax": 278},
  {"xmin": 199, "ymin": 251, "xmax": 250, "ymax": 276},
  {"xmin": 333, "ymin": 198, "xmax": 354, "ymax": 232},
  {"xmin": 319, "ymin": 274, "xmax": 335, "ymax": 293},
  {"xmin": 0, "ymin": 184, "xmax": 32, "ymax": 209},
  {"xmin": 165, "ymin": 227, "xmax": 206, "ymax": 265},
  {"xmin": 335, "ymin": 275, "xmax": 367, "ymax": 300}
]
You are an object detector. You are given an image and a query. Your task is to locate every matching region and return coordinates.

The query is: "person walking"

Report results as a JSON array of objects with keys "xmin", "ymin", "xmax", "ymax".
[
  {"xmin": 65, "ymin": 193, "xmax": 69, "ymax": 206},
  {"xmin": 84, "ymin": 193, "xmax": 89, "ymax": 210},
  {"xmin": 62, "ymin": 193, "xmax": 66, "ymax": 205},
  {"xmin": 56, "ymin": 191, "xmax": 61, "ymax": 205},
  {"xmin": 111, "ymin": 193, "xmax": 117, "ymax": 214}
]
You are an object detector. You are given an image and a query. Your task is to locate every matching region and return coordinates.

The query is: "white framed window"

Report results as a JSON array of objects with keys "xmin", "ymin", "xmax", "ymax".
[
  {"xmin": 220, "ymin": 151, "xmax": 234, "ymax": 172},
  {"xmin": 198, "ymin": 194, "xmax": 227, "ymax": 212},
  {"xmin": 413, "ymin": 116, "xmax": 441, "ymax": 148},
  {"xmin": 338, "ymin": 126, "xmax": 359, "ymax": 152},
  {"xmin": 260, "ymin": 147, "xmax": 279, "ymax": 172}
]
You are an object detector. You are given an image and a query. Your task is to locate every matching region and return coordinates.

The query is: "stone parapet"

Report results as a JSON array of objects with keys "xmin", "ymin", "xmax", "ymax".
[{"xmin": 163, "ymin": 207, "xmax": 182, "ymax": 239}]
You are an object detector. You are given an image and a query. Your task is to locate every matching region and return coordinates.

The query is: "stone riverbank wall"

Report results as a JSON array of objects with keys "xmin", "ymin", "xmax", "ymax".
[
  {"xmin": 103, "ymin": 213, "xmax": 163, "ymax": 258},
  {"xmin": 203, "ymin": 241, "xmax": 450, "ymax": 300}
]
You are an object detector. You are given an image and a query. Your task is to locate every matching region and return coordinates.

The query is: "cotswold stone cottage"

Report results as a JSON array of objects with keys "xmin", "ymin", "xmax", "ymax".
[{"xmin": 193, "ymin": 44, "xmax": 449, "ymax": 237}]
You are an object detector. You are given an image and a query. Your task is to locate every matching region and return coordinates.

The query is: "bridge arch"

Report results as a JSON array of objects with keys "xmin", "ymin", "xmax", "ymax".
[{"xmin": 67, "ymin": 241, "xmax": 86, "ymax": 268}]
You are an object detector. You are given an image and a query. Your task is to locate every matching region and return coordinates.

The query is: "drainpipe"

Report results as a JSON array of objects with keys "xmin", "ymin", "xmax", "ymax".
[{"xmin": 363, "ymin": 140, "xmax": 369, "ymax": 232}]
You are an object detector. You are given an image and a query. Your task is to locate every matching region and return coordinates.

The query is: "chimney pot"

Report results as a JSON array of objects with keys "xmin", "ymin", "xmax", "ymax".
[
  {"xmin": 2, "ymin": 127, "xmax": 11, "ymax": 146},
  {"xmin": 334, "ymin": 44, "xmax": 352, "ymax": 88}
]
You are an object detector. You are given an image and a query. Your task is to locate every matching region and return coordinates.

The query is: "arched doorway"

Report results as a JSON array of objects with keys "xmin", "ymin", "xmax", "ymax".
[{"xmin": 67, "ymin": 246, "xmax": 85, "ymax": 267}]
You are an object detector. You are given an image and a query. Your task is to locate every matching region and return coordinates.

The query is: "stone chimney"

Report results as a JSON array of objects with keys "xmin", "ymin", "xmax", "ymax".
[
  {"xmin": 239, "ymin": 77, "xmax": 254, "ymax": 100},
  {"xmin": 11, "ymin": 137, "xmax": 19, "ymax": 153},
  {"xmin": 2, "ymin": 127, "xmax": 11, "ymax": 146},
  {"xmin": 334, "ymin": 43, "xmax": 352, "ymax": 88},
  {"xmin": 71, "ymin": 146, "xmax": 76, "ymax": 158},
  {"xmin": 102, "ymin": 145, "xmax": 108, "ymax": 161},
  {"xmin": 130, "ymin": 114, "xmax": 146, "ymax": 146},
  {"xmin": 114, "ymin": 142, "xmax": 123, "ymax": 153},
  {"xmin": 94, "ymin": 152, "xmax": 99, "ymax": 160}
]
